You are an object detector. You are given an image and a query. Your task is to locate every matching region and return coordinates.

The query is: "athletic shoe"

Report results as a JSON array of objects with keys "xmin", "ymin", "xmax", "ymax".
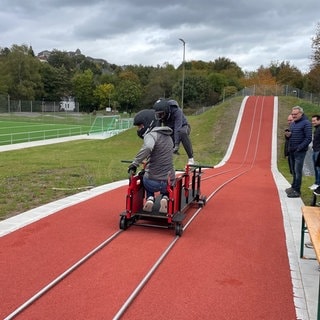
[
  {"xmin": 309, "ymin": 184, "xmax": 319, "ymax": 190},
  {"xmin": 159, "ymin": 196, "xmax": 169, "ymax": 214},
  {"xmin": 285, "ymin": 187, "xmax": 293, "ymax": 194},
  {"xmin": 314, "ymin": 186, "xmax": 320, "ymax": 196},
  {"xmin": 188, "ymin": 158, "xmax": 195, "ymax": 165},
  {"xmin": 287, "ymin": 190, "xmax": 301, "ymax": 198},
  {"xmin": 143, "ymin": 196, "xmax": 154, "ymax": 212}
]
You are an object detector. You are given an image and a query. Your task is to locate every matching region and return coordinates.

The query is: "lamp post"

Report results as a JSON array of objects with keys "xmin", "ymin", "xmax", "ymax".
[{"xmin": 179, "ymin": 38, "xmax": 185, "ymax": 110}]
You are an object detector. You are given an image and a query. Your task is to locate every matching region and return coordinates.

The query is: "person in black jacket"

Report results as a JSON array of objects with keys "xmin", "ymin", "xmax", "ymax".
[
  {"xmin": 285, "ymin": 106, "xmax": 312, "ymax": 198},
  {"xmin": 284, "ymin": 114, "xmax": 294, "ymax": 174},
  {"xmin": 310, "ymin": 115, "xmax": 320, "ymax": 191},
  {"xmin": 153, "ymin": 98, "xmax": 195, "ymax": 165}
]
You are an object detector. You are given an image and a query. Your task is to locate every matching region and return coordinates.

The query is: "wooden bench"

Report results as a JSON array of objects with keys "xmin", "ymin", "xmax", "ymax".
[{"xmin": 300, "ymin": 206, "xmax": 320, "ymax": 320}]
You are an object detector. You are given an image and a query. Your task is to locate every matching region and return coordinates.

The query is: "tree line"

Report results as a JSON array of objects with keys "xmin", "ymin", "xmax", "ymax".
[{"xmin": 0, "ymin": 22, "xmax": 319, "ymax": 113}]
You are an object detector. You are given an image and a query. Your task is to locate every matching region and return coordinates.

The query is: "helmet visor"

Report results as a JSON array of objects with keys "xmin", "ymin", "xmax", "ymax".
[{"xmin": 155, "ymin": 111, "xmax": 166, "ymax": 121}]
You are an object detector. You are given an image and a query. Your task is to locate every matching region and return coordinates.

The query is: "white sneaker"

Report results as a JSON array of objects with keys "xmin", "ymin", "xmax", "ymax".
[
  {"xmin": 188, "ymin": 158, "xmax": 195, "ymax": 165},
  {"xmin": 143, "ymin": 196, "xmax": 154, "ymax": 212},
  {"xmin": 159, "ymin": 196, "xmax": 169, "ymax": 213},
  {"xmin": 309, "ymin": 184, "xmax": 319, "ymax": 190}
]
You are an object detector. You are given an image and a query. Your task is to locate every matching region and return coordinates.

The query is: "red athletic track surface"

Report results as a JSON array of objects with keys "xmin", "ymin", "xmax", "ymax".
[{"xmin": 0, "ymin": 96, "xmax": 296, "ymax": 320}]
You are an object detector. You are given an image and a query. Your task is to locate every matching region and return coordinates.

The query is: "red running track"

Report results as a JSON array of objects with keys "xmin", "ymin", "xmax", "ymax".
[{"xmin": 0, "ymin": 96, "xmax": 296, "ymax": 319}]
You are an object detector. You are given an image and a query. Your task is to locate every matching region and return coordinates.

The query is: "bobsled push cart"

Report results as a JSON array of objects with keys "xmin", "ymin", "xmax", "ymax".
[{"xmin": 119, "ymin": 162, "xmax": 213, "ymax": 236}]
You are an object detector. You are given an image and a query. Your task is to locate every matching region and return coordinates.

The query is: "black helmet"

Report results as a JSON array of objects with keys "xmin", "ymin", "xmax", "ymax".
[
  {"xmin": 167, "ymin": 99, "xmax": 179, "ymax": 107},
  {"xmin": 133, "ymin": 109, "xmax": 157, "ymax": 139},
  {"xmin": 153, "ymin": 98, "xmax": 171, "ymax": 121}
]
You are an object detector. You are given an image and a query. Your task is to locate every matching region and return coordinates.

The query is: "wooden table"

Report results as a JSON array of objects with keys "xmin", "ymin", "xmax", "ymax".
[{"xmin": 300, "ymin": 206, "xmax": 320, "ymax": 320}]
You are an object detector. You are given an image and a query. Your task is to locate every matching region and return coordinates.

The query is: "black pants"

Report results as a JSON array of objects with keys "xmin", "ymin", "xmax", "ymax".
[{"xmin": 178, "ymin": 125, "xmax": 193, "ymax": 158}]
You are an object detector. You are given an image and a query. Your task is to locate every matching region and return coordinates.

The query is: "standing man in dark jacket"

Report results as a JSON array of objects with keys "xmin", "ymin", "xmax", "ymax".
[
  {"xmin": 284, "ymin": 114, "xmax": 294, "ymax": 174},
  {"xmin": 285, "ymin": 106, "xmax": 312, "ymax": 198}
]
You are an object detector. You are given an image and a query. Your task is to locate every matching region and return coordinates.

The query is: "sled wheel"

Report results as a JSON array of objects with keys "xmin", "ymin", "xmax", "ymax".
[
  {"xmin": 175, "ymin": 223, "xmax": 183, "ymax": 236},
  {"xmin": 119, "ymin": 216, "xmax": 128, "ymax": 230},
  {"xmin": 201, "ymin": 195, "xmax": 207, "ymax": 205},
  {"xmin": 199, "ymin": 195, "xmax": 207, "ymax": 207}
]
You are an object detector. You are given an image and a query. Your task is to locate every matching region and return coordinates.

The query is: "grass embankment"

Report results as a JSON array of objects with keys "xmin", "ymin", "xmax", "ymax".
[{"xmin": 0, "ymin": 96, "xmax": 317, "ymax": 220}]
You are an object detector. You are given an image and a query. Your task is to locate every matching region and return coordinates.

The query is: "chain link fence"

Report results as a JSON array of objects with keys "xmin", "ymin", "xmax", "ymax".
[
  {"xmin": 0, "ymin": 95, "xmax": 79, "ymax": 113},
  {"xmin": 0, "ymin": 85, "xmax": 319, "ymax": 115},
  {"xmin": 238, "ymin": 84, "xmax": 320, "ymax": 104}
]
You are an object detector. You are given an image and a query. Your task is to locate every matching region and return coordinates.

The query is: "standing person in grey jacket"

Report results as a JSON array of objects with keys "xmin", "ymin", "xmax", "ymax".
[
  {"xmin": 286, "ymin": 106, "xmax": 312, "ymax": 198},
  {"xmin": 128, "ymin": 109, "xmax": 175, "ymax": 213}
]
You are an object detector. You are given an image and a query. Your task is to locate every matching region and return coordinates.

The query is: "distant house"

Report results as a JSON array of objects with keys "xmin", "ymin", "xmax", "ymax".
[
  {"xmin": 36, "ymin": 49, "xmax": 110, "ymax": 67},
  {"xmin": 37, "ymin": 50, "xmax": 51, "ymax": 62}
]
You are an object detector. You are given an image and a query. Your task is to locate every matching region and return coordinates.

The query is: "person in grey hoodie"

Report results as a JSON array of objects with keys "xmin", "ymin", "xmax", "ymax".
[
  {"xmin": 128, "ymin": 109, "xmax": 175, "ymax": 213},
  {"xmin": 286, "ymin": 106, "xmax": 312, "ymax": 198}
]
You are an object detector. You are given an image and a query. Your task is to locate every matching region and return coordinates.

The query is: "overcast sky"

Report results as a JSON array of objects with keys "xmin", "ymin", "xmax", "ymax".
[{"xmin": 1, "ymin": 0, "xmax": 319, "ymax": 73}]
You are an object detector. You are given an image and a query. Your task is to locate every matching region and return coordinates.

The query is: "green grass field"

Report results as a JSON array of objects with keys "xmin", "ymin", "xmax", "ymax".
[
  {"xmin": 0, "ymin": 96, "xmax": 317, "ymax": 220},
  {"xmin": 0, "ymin": 113, "xmax": 95, "ymax": 145},
  {"xmin": 0, "ymin": 121, "xmax": 88, "ymax": 145},
  {"xmin": 0, "ymin": 113, "xmax": 134, "ymax": 145}
]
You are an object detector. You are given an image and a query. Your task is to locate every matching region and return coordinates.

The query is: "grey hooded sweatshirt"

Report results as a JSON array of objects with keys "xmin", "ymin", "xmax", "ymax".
[{"xmin": 132, "ymin": 126, "xmax": 175, "ymax": 182}]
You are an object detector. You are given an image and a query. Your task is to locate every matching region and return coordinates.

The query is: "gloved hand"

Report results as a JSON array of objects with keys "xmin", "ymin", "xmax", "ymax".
[
  {"xmin": 173, "ymin": 145, "xmax": 180, "ymax": 155},
  {"xmin": 128, "ymin": 164, "xmax": 137, "ymax": 174}
]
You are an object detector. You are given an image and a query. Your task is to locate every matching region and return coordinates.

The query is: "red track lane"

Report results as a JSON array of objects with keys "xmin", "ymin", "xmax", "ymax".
[{"xmin": 0, "ymin": 96, "xmax": 296, "ymax": 319}]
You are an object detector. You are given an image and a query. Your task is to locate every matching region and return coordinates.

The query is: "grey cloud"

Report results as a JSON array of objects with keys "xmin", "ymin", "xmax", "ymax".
[{"xmin": 1, "ymin": 0, "xmax": 319, "ymax": 72}]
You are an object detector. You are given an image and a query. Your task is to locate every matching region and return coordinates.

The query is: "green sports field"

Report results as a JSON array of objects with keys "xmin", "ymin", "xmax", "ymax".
[{"xmin": 0, "ymin": 113, "xmax": 102, "ymax": 145}]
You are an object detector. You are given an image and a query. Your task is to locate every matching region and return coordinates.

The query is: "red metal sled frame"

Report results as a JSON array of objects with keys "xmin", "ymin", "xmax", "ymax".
[{"xmin": 119, "ymin": 164, "xmax": 212, "ymax": 236}]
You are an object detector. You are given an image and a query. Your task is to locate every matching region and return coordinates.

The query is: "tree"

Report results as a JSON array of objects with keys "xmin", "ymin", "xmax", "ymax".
[
  {"xmin": 240, "ymin": 66, "xmax": 276, "ymax": 89},
  {"xmin": 311, "ymin": 22, "xmax": 320, "ymax": 67},
  {"xmin": 93, "ymin": 83, "xmax": 115, "ymax": 109},
  {"xmin": 40, "ymin": 63, "xmax": 72, "ymax": 101},
  {"xmin": 207, "ymin": 72, "xmax": 228, "ymax": 94},
  {"xmin": 72, "ymin": 69, "xmax": 95, "ymax": 111},
  {"xmin": 207, "ymin": 72, "xmax": 228, "ymax": 101},
  {"xmin": 142, "ymin": 65, "xmax": 177, "ymax": 107},
  {"xmin": 0, "ymin": 49, "xmax": 10, "ymax": 94},
  {"xmin": 173, "ymin": 73, "xmax": 211, "ymax": 107},
  {"xmin": 275, "ymin": 62, "xmax": 303, "ymax": 88},
  {"xmin": 115, "ymin": 79, "xmax": 142, "ymax": 112},
  {"xmin": 306, "ymin": 65, "xmax": 320, "ymax": 94},
  {"xmin": 47, "ymin": 50, "xmax": 75, "ymax": 72},
  {"xmin": 210, "ymin": 57, "xmax": 243, "ymax": 78},
  {"xmin": 4, "ymin": 44, "xmax": 43, "ymax": 100},
  {"xmin": 307, "ymin": 22, "xmax": 320, "ymax": 97}
]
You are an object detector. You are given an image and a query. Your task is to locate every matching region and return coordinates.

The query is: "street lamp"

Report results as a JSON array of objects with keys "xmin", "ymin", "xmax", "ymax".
[{"xmin": 179, "ymin": 38, "xmax": 185, "ymax": 110}]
